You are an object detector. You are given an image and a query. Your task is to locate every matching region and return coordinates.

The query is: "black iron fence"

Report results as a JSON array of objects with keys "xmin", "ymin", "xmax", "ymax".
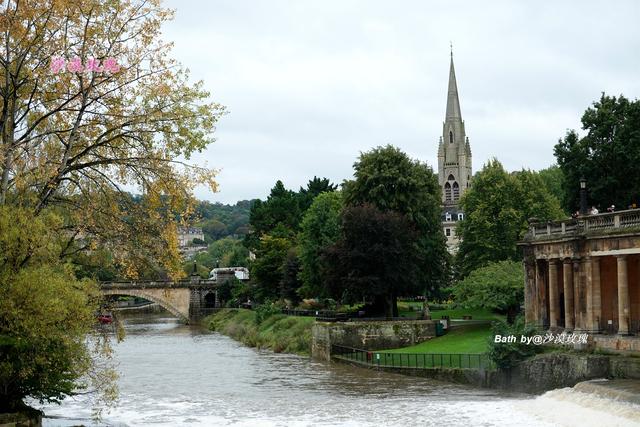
[
  {"xmin": 280, "ymin": 309, "xmax": 426, "ymax": 322},
  {"xmin": 331, "ymin": 345, "xmax": 494, "ymax": 370}
]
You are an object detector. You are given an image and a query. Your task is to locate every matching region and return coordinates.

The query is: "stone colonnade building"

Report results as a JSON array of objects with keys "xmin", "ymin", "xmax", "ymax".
[{"xmin": 519, "ymin": 209, "xmax": 640, "ymax": 350}]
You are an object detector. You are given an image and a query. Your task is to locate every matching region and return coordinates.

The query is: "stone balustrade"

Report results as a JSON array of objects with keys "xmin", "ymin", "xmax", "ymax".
[{"xmin": 526, "ymin": 209, "xmax": 640, "ymax": 240}]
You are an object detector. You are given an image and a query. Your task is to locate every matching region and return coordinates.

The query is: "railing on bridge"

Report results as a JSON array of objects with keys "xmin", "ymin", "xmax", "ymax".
[
  {"xmin": 331, "ymin": 345, "xmax": 494, "ymax": 370},
  {"xmin": 526, "ymin": 208, "xmax": 640, "ymax": 240},
  {"xmin": 99, "ymin": 278, "xmax": 217, "ymax": 289}
]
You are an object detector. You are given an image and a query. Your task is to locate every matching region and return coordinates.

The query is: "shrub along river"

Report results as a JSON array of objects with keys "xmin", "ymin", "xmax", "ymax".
[{"xmin": 37, "ymin": 312, "xmax": 640, "ymax": 426}]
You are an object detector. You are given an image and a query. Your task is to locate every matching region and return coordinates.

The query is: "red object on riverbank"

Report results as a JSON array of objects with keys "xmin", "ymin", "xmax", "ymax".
[{"xmin": 97, "ymin": 313, "xmax": 113, "ymax": 324}]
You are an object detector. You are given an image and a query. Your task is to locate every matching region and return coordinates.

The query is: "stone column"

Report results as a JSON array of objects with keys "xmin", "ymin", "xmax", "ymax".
[
  {"xmin": 535, "ymin": 260, "xmax": 546, "ymax": 328},
  {"xmin": 563, "ymin": 258, "xmax": 574, "ymax": 330},
  {"xmin": 524, "ymin": 258, "xmax": 536, "ymax": 325},
  {"xmin": 590, "ymin": 256, "xmax": 602, "ymax": 333},
  {"xmin": 549, "ymin": 259, "xmax": 560, "ymax": 328},
  {"xmin": 617, "ymin": 255, "xmax": 630, "ymax": 335},
  {"xmin": 573, "ymin": 258, "xmax": 585, "ymax": 330}
]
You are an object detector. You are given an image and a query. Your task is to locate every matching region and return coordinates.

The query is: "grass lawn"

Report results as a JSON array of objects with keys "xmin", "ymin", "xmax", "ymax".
[
  {"xmin": 387, "ymin": 323, "xmax": 493, "ymax": 354},
  {"xmin": 397, "ymin": 303, "xmax": 505, "ymax": 322}
]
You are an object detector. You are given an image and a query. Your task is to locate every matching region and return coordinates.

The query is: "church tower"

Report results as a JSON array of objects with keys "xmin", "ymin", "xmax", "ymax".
[{"xmin": 438, "ymin": 51, "xmax": 472, "ymax": 251}]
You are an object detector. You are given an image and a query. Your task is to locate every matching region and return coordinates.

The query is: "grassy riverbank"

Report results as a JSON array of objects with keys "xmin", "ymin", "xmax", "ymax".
[
  {"xmin": 205, "ymin": 309, "xmax": 314, "ymax": 355},
  {"xmin": 387, "ymin": 323, "xmax": 493, "ymax": 353}
]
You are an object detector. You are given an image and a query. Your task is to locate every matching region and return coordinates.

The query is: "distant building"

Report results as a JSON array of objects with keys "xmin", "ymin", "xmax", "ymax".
[
  {"xmin": 177, "ymin": 226, "xmax": 205, "ymax": 247},
  {"xmin": 209, "ymin": 267, "xmax": 250, "ymax": 281},
  {"xmin": 437, "ymin": 52, "xmax": 472, "ymax": 253},
  {"xmin": 177, "ymin": 226, "xmax": 207, "ymax": 259}
]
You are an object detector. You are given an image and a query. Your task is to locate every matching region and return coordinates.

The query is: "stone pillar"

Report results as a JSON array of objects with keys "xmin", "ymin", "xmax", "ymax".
[
  {"xmin": 549, "ymin": 259, "xmax": 560, "ymax": 328},
  {"xmin": 617, "ymin": 255, "xmax": 630, "ymax": 335},
  {"xmin": 574, "ymin": 257, "xmax": 587, "ymax": 330},
  {"xmin": 535, "ymin": 260, "xmax": 546, "ymax": 328},
  {"xmin": 586, "ymin": 257, "xmax": 602, "ymax": 334},
  {"xmin": 524, "ymin": 258, "xmax": 536, "ymax": 324},
  {"xmin": 563, "ymin": 258, "xmax": 574, "ymax": 330}
]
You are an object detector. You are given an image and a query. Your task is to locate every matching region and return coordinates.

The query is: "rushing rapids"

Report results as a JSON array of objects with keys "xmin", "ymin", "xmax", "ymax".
[{"xmin": 37, "ymin": 313, "xmax": 640, "ymax": 426}]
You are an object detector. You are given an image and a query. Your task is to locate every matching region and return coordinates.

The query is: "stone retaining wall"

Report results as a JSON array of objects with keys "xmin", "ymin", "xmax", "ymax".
[{"xmin": 311, "ymin": 320, "xmax": 436, "ymax": 361}]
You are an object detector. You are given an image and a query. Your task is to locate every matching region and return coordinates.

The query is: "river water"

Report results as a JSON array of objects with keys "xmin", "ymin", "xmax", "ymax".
[{"xmin": 38, "ymin": 313, "xmax": 640, "ymax": 427}]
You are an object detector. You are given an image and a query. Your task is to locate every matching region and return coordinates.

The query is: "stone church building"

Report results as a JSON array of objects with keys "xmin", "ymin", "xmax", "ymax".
[{"xmin": 437, "ymin": 53, "xmax": 472, "ymax": 252}]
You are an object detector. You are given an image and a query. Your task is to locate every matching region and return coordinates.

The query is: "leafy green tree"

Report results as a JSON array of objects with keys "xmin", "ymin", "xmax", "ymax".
[
  {"xmin": 298, "ymin": 192, "xmax": 343, "ymax": 298},
  {"xmin": 554, "ymin": 94, "xmax": 640, "ymax": 212},
  {"xmin": 449, "ymin": 260, "xmax": 524, "ymax": 322},
  {"xmin": 280, "ymin": 247, "xmax": 302, "ymax": 305},
  {"xmin": 251, "ymin": 235, "xmax": 294, "ymax": 301},
  {"xmin": 513, "ymin": 169, "xmax": 565, "ymax": 221},
  {"xmin": 202, "ymin": 219, "xmax": 229, "ymax": 241},
  {"xmin": 538, "ymin": 165, "xmax": 565, "ymax": 210},
  {"xmin": 0, "ymin": 206, "xmax": 115, "ymax": 413},
  {"xmin": 343, "ymin": 145, "xmax": 448, "ymax": 298},
  {"xmin": 245, "ymin": 181, "xmax": 301, "ymax": 250},
  {"xmin": 323, "ymin": 204, "xmax": 419, "ymax": 318},
  {"xmin": 456, "ymin": 160, "xmax": 563, "ymax": 277}
]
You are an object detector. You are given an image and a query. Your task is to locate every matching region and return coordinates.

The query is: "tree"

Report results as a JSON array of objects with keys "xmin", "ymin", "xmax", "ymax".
[
  {"xmin": 280, "ymin": 247, "xmax": 302, "ymax": 305},
  {"xmin": 202, "ymin": 219, "xmax": 228, "ymax": 241},
  {"xmin": 244, "ymin": 181, "xmax": 301, "ymax": 250},
  {"xmin": 449, "ymin": 260, "xmax": 524, "ymax": 323},
  {"xmin": 0, "ymin": 0, "xmax": 221, "ymax": 413},
  {"xmin": 0, "ymin": 206, "xmax": 115, "ymax": 413},
  {"xmin": 0, "ymin": 0, "xmax": 224, "ymax": 278},
  {"xmin": 538, "ymin": 165, "xmax": 565, "ymax": 210},
  {"xmin": 297, "ymin": 176, "xmax": 338, "ymax": 212},
  {"xmin": 456, "ymin": 159, "xmax": 563, "ymax": 277},
  {"xmin": 343, "ymin": 145, "xmax": 449, "ymax": 298},
  {"xmin": 323, "ymin": 204, "xmax": 419, "ymax": 318},
  {"xmin": 298, "ymin": 191, "xmax": 343, "ymax": 298},
  {"xmin": 554, "ymin": 94, "xmax": 640, "ymax": 212},
  {"xmin": 250, "ymin": 235, "xmax": 293, "ymax": 302}
]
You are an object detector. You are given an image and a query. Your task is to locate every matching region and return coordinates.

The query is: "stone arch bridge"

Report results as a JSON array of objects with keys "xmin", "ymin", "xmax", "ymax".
[{"xmin": 100, "ymin": 274, "xmax": 232, "ymax": 323}]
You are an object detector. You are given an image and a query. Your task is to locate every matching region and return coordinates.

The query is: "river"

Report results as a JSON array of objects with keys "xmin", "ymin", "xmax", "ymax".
[{"xmin": 37, "ymin": 313, "xmax": 640, "ymax": 427}]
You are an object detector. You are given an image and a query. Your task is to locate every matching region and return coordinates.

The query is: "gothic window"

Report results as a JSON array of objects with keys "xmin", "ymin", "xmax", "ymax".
[
  {"xmin": 447, "ymin": 174, "xmax": 455, "ymax": 181},
  {"xmin": 453, "ymin": 182, "xmax": 460, "ymax": 200},
  {"xmin": 449, "ymin": 130, "xmax": 454, "ymax": 144},
  {"xmin": 444, "ymin": 182, "xmax": 452, "ymax": 202}
]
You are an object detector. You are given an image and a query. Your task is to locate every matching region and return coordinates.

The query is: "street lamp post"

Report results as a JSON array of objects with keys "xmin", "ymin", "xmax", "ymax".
[{"xmin": 579, "ymin": 178, "xmax": 588, "ymax": 215}]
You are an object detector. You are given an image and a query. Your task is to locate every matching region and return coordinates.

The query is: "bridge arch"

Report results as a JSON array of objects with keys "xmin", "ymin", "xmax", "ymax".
[{"xmin": 102, "ymin": 289, "xmax": 190, "ymax": 322}]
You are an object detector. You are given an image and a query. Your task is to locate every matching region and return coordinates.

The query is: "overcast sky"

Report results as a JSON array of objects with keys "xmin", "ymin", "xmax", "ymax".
[{"xmin": 162, "ymin": 0, "xmax": 640, "ymax": 204}]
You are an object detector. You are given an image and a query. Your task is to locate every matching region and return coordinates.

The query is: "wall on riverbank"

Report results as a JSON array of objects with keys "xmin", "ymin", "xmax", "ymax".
[
  {"xmin": 312, "ymin": 320, "xmax": 436, "ymax": 361},
  {"xmin": 331, "ymin": 351, "xmax": 640, "ymax": 393}
]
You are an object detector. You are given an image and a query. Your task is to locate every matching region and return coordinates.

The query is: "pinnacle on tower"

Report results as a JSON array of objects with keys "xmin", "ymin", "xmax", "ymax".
[{"xmin": 445, "ymin": 54, "xmax": 462, "ymax": 121}]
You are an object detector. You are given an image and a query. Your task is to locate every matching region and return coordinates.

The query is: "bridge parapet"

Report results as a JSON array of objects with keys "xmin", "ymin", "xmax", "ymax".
[{"xmin": 100, "ymin": 279, "xmax": 217, "ymax": 290}]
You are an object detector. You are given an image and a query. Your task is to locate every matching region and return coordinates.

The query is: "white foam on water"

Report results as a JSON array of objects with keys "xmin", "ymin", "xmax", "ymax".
[{"xmin": 512, "ymin": 387, "xmax": 640, "ymax": 427}]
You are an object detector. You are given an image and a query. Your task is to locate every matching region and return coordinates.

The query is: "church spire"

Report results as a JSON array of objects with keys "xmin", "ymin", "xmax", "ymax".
[{"xmin": 445, "ymin": 53, "xmax": 462, "ymax": 121}]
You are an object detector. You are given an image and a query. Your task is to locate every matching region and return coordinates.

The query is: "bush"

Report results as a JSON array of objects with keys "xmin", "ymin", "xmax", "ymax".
[
  {"xmin": 253, "ymin": 303, "xmax": 282, "ymax": 325},
  {"xmin": 488, "ymin": 316, "xmax": 543, "ymax": 369}
]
